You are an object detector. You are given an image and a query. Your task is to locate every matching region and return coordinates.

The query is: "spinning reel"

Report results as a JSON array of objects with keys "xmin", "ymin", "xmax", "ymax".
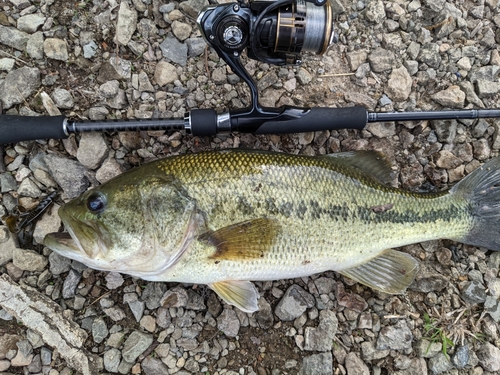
[{"xmin": 195, "ymin": 0, "xmax": 339, "ymax": 133}]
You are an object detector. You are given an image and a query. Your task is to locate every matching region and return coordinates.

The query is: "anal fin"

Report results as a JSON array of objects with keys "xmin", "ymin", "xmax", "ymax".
[
  {"xmin": 340, "ymin": 249, "xmax": 419, "ymax": 294},
  {"xmin": 210, "ymin": 280, "xmax": 260, "ymax": 313}
]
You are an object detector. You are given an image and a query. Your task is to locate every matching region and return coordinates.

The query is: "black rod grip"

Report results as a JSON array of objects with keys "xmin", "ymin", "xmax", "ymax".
[
  {"xmin": 0, "ymin": 115, "xmax": 68, "ymax": 145},
  {"xmin": 254, "ymin": 106, "xmax": 368, "ymax": 134}
]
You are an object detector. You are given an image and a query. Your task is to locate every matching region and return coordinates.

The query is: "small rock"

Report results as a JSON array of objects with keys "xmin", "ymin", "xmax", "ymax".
[
  {"xmin": 115, "ymin": 1, "xmax": 137, "ymax": 45},
  {"xmin": 12, "ymin": 248, "xmax": 48, "ymax": 272},
  {"xmin": 0, "ymin": 66, "xmax": 40, "ymax": 109},
  {"xmin": 476, "ymin": 79, "xmax": 500, "ymax": 98},
  {"xmin": 376, "ymin": 320, "xmax": 413, "ymax": 350},
  {"xmin": 431, "ymin": 85, "xmax": 465, "ymax": 108},
  {"xmin": 142, "ymin": 356, "xmax": 170, "ymax": 375},
  {"xmin": 128, "ymin": 300, "xmax": 145, "ymax": 322},
  {"xmin": 51, "ymin": 88, "xmax": 74, "ymax": 109},
  {"xmin": 17, "ymin": 14, "xmax": 46, "ymax": 33},
  {"xmin": 105, "ymin": 272, "xmax": 124, "ymax": 289},
  {"xmin": 275, "ymin": 284, "xmax": 315, "ymax": 321},
  {"xmin": 418, "ymin": 43, "xmax": 441, "ymax": 69},
  {"xmin": 154, "ymin": 60, "xmax": 179, "ymax": 86},
  {"xmin": 39, "ymin": 153, "xmax": 90, "ymax": 199},
  {"xmin": 414, "ymin": 339, "xmax": 442, "ymax": 358},
  {"xmin": 461, "ymin": 280, "xmax": 487, "ymax": 304},
  {"xmin": 386, "ymin": 66, "xmax": 412, "ymax": 101},
  {"xmin": 43, "ymin": 38, "xmax": 68, "ymax": 61},
  {"xmin": 11, "ymin": 340, "xmax": 33, "ymax": 367},
  {"xmin": 76, "ymin": 133, "xmax": 109, "ymax": 170},
  {"xmin": 171, "ymin": 20, "xmax": 192, "ymax": 41},
  {"xmin": 0, "ymin": 57, "xmax": 15, "ymax": 71},
  {"xmin": 364, "ymin": 0, "xmax": 386, "ymax": 23},
  {"xmin": 161, "ymin": 286, "xmax": 188, "ymax": 308},
  {"xmin": 217, "ymin": 308, "xmax": 240, "ymax": 338},
  {"xmin": 452, "ymin": 345, "xmax": 470, "ymax": 369},
  {"xmin": 62, "ymin": 269, "xmax": 82, "ymax": 299},
  {"xmin": 434, "ymin": 150, "xmax": 462, "ymax": 169},
  {"xmin": 296, "ymin": 68, "xmax": 312, "ymax": 85},
  {"xmin": 48, "ymin": 252, "xmax": 72, "ymax": 275},
  {"xmin": 141, "ymin": 282, "xmax": 167, "ymax": 310},
  {"xmin": 0, "ymin": 25, "xmax": 29, "ymax": 51},
  {"xmin": 428, "ymin": 352, "xmax": 453, "ymax": 375},
  {"xmin": 255, "ymin": 297, "xmax": 274, "ymax": 329},
  {"xmin": 140, "ymin": 315, "xmax": 156, "ymax": 333},
  {"xmin": 186, "ymin": 37, "xmax": 206, "ymax": 57},
  {"xmin": 122, "ymin": 331, "xmax": 154, "ymax": 363},
  {"xmin": 26, "ymin": 31, "xmax": 44, "ymax": 59},
  {"xmin": 368, "ymin": 47, "xmax": 395, "ymax": 72},
  {"xmin": 298, "ymin": 352, "xmax": 333, "ymax": 375},
  {"xmin": 92, "ymin": 317, "xmax": 109, "ymax": 344},
  {"xmin": 304, "ymin": 309, "xmax": 338, "ymax": 351},
  {"xmin": 477, "ymin": 342, "xmax": 500, "ymax": 372},
  {"xmin": 345, "ymin": 352, "xmax": 369, "ymax": 375},
  {"xmin": 104, "ymin": 348, "xmax": 121, "ymax": 373},
  {"xmin": 366, "ymin": 122, "xmax": 396, "ymax": 138},
  {"xmin": 33, "ymin": 204, "xmax": 61, "ymax": 245},
  {"xmin": 159, "ymin": 36, "xmax": 188, "ymax": 66}
]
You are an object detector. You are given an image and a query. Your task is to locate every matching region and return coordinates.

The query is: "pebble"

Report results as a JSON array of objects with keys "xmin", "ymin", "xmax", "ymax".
[
  {"xmin": 142, "ymin": 356, "xmax": 170, "ymax": 375},
  {"xmin": 76, "ymin": 133, "xmax": 109, "ymax": 170},
  {"xmin": 11, "ymin": 340, "xmax": 33, "ymax": 367},
  {"xmin": 431, "ymin": 85, "xmax": 466, "ymax": 108},
  {"xmin": 275, "ymin": 284, "xmax": 315, "ymax": 321},
  {"xmin": 62, "ymin": 269, "xmax": 81, "ymax": 299},
  {"xmin": 452, "ymin": 345, "xmax": 470, "ymax": 369},
  {"xmin": 48, "ymin": 252, "xmax": 72, "ymax": 275},
  {"xmin": 304, "ymin": 309, "xmax": 338, "ymax": 351},
  {"xmin": 92, "ymin": 317, "xmax": 109, "ymax": 344},
  {"xmin": 386, "ymin": 66, "xmax": 412, "ymax": 101},
  {"xmin": 154, "ymin": 60, "xmax": 179, "ymax": 86},
  {"xmin": 12, "ymin": 248, "xmax": 48, "ymax": 271},
  {"xmin": 115, "ymin": 1, "xmax": 137, "ymax": 46},
  {"xmin": 0, "ymin": 25, "xmax": 29, "ymax": 51},
  {"xmin": 103, "ymin": 348, "xmax": 121, "ymax": 373},
  {"xmin": 298, "ymin": 352, "xmax": 333, "ymax": 375},
  {"xmin": 0, "ymin": 66, "xmax": 40, "ymax": 109},
  {"xmin": 17, "ymin": 14, "xmax": 45, "ymax": 33},
  {"xmin": 477, "ymin": 342, "xmax": 500, "ymax": 372},
  {"xmin": 345, "ymin": 352, "xmax": 369, "ymax": 375},
  {"xmin": 460, "ymin": 280, "xmax": 487, "ymax": 304},
  {"xmin": 217, "ymin": 308, "xmax": 240, "ymax": 338},
  {"xmin": 160, "ymin": 36, "xmax": 188, "ymax": 66},
  {"xmin": 428, "ymin": 352, "xmax": 453, "ymax": 375},
  {"xmin": 122, "ymin": 331, "xmax": 154, "ymax": 363},
  {"xmin": 376, "ymin": 320, "xmax": 413, "ymax": 350},
  {"xmin": 43, "ymin": 38, "xmax": 68, "ymax": 61}
]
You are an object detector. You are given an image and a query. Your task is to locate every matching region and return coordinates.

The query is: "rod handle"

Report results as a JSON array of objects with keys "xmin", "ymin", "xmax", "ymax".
[
  {"xmin": 254, "ymin": 106, "xmax": 368, "ymax": 134},
  {"xmin": 0, "ymin": 115, "xmax": 67, "ymax": 145}
]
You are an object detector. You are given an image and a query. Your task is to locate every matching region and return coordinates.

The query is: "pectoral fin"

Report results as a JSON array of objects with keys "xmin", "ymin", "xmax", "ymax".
[
  {"xmin": 210, "ymin": 280, "xmax": 260, "ymax": 313},
  {"xmin": 339, "ymin": 249, "xmax": 418, "ymax": 294},
  {"xmin": 199, "ymin": 218, "xmax": 280, "ymax": 260}
]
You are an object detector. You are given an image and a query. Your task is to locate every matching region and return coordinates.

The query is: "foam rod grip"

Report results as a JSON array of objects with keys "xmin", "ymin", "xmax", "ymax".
[
  {"xmin": 254, "ymin": 106, "xmax": 368, "ymax": 134},
  {"xmin": 0, "ymin": 115, "xmax": 68, "ymax": 144}
]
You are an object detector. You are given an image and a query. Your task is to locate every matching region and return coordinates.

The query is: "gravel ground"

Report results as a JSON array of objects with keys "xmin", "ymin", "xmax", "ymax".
[{"xmin": 1, "ymin": 0, "xmax": 500, "ymax": 374}]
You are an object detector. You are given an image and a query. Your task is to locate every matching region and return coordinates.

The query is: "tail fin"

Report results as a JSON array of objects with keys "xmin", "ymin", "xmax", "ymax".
[{"xmin": 453, "ymin": 157, "xmax": 500, "ymax": 251}]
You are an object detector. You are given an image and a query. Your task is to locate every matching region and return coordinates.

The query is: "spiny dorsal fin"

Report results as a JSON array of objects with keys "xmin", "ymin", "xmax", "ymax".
[
  {"xmin": 199, "ymin": 218, "xmax": 280, "ymax": 260},
  {"xmin": 210, "ymin": 280, "xmax": 260, "ymax": 313},
  {"xmin": 339, "ymin": 249, "xmax": 419, "ymax": 294},
  {"xmin": 322, "ymin": 151, "xmax": 394, "ymax": 185}
]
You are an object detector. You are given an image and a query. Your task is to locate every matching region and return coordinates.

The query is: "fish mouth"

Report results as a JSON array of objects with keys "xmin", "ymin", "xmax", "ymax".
[{"xmin": 44, "ymin": 231, "xmax": 80, "ymax": 253}]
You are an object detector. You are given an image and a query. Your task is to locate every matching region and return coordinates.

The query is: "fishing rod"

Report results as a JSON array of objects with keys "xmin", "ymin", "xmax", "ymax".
[{"xmin": 1, "ymin": 0, "xmax": 500, "ymax": 145}]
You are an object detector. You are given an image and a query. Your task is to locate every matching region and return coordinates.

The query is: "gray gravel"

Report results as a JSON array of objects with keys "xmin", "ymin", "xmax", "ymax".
[{"xmin": 1, "ymin": 0, "xmax": 500, "ymax": 374}]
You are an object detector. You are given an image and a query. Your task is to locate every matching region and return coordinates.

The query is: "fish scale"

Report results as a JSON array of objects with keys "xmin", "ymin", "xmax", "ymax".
[{"xmin": 45, "ymin": 149, "xmax": 500, "ymax": 312}]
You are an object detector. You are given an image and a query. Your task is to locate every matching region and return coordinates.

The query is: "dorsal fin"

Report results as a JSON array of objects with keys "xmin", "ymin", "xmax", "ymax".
[
  {"xmin": 199, "ymin": 218, "xmax": 280, "ymax": 260},
  {"xmin": 322, "ymin": 151, "xmax": 394, "ymax": 185}
]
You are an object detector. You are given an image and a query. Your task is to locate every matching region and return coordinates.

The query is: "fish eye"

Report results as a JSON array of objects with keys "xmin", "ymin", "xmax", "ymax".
[{"xmin": 86, "ymin": 192, "xmax": 107, "ymax": 214}]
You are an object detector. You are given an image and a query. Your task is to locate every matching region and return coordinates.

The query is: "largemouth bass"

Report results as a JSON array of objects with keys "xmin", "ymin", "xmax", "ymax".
[{"xmin": 44, "ymin": 150, "xmax": 500, "ymax": 312}]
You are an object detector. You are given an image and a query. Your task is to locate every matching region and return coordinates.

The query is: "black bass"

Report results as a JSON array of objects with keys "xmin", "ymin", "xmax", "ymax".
[{"xmin": 44, "ymin": 150, "xmax": 500, "ymax": 312}]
